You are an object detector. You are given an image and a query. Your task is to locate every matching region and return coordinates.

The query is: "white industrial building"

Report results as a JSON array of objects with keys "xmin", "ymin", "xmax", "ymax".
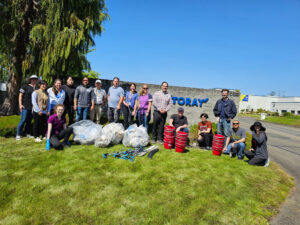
[{"xmin": 239, "ymin": 95, "xmax": 300, "ymax": 115}]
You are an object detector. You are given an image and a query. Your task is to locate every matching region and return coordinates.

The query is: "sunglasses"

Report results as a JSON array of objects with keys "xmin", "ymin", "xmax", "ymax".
[
  {"xmin": 83, "ymin": 80, "xmax": 88, "ymax": 81},
  {"xmin": 233, "ymin": 123, "xmax": 239, "ymax": 125},
  {"xmin": 143, "ymin": 87, "xmax": 148, "ymax": 89}
]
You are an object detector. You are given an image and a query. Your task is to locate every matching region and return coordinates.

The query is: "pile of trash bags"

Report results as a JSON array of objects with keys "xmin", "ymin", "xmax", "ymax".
[
  {"xmin": 70, "ymin": 120, "xmax": 102, "ymax": 144},
  {"xmin": 122, "ymin": 124, "xmax": 149, "ymax": 147},
  {"xmin": 70, "ymin": 120, "xmax": 149, "ymax": 148},
  {"xmin": 94, "ymin": 123, "xmax": 125, "ymax": 147}
]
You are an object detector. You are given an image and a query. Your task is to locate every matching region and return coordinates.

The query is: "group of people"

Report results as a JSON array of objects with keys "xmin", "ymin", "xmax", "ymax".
[{"xmin": 16, "ymin": 76, "xmax": 268, "ymax": 166}]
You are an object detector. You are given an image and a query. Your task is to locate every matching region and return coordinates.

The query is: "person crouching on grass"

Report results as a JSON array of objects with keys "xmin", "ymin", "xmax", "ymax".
[{"xmin": 46, "ymin": 104, "xmax": 73, "ymax": 150}]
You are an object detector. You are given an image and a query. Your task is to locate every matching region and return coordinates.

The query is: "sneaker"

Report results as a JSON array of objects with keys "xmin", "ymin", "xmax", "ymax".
[
  {"xmin": 35, "ymin": 137, "xmax": 42, "ymax": 142},
  {"xmin": 205, "ymin": 146, "xmax": 210, "ymax": 150},
  {"xmin": 42, "ymin": 136, "xmax": 47, "ymax": 140},
  {"xmin": 238, "ymin": 157, "xmax": 244, "ymax": 160},
  {"xmin": 157, "ymin": 140, "xmax": 164, "ymax": 145},
  {"xmin": 150, "ymin": 139, "xmax": 157, "ymax": 144},
  {"xmin": 264, "ymin": 158, "xmax": 270, "ymax": 167},
  {"xmin": 26, "ymin": 134, "xmax": 34, "ymax": 139},
  {"xmin": 16, "ymin": 135, "xmax": 21, "ymax": 141},
  {"xmin": 229, "ymin": 150, "xmax": 233, "ymax": 158}
]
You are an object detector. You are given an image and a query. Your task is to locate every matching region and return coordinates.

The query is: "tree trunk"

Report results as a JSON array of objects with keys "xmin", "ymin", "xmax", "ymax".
[{"xmin": 0, "ymin": 2, "xmax": 33, "ymax": 115}]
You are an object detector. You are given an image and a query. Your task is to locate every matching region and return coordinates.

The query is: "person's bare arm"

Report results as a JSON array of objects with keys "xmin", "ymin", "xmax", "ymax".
[
  {"xmin": 169, "ymin": 118, "xmax": 174, "ymax": 126},
  {"xmin": 47, "ymin": 123, "xmax": 52, "ymax": 140},
  {"xmin": 19, "ymin": 93, "xmax": 24, "ymax": 112},
  {"xmin": 117, "ymin": 96, "xmax": 124, "ymax": 110},
  {"xmin": 223, "ymin": 137, "xmax": 230, "ymax": 152}
]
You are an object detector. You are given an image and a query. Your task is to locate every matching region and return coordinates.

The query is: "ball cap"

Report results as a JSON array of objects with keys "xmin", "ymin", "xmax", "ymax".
[
  {"xmin": 95, "ymin": 79, "xmax": 102, "ymax": 84},
  {"xmin": 178, "ymin": 107, "xmax": 184, "ymax": 112},
  {"xmin": 29, "ymin": 75, "xmax": 39, "ymax": 79}
]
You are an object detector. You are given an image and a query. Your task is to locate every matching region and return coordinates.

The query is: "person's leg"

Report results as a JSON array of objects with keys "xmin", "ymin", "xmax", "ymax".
[
  {"xmin": 224, "ymin": 120, "xmax": 231, "ymax": 137},
  {"xmin": 17, "ymin": 109, "xmax": 28, "ymax": 136},
  {"xmin": 248, "ymin": 157, "xmax": 266, "ymax": 166},
  {"xmin": 76, "ymin": 107, "xmax": 82, "ymax": 122},
  {"xmin": 33, "ymin": 112, "xmax": 40, "ymax": 138},
  {"xmin": 181, "ymin": 127, "xmax": 190, "ymax": 146},
  {"xmin": 50, "ymin": 135, "xmax": 63, "ymax": 150},
  {"xmin": 245, "ymin": 150, "xmax": 255, "ymax": 160},
  {"xmin": 198, "ymin": 134, "xmax": 204, "ymax": 147},
  {"xmin": 95, "ymin": 106, "xmax": 102, "ymax": 124},
  {"xmin": 202, "ymin": 133, "xmax": 210, "ymax": 147},
  {"xmin": 224, "ymin": 143, "xmax": 232, "ymax": 154},
  {"xmin": 114, "ymin": 108, "xmax": 120, "ymax": 123},
  {"xmin": 236, "ymin": 142, "xmax": 246, "ymax": 159},
  {"xmin": 157, "ymin": 113, "xmax": 167, "ymax": 142},
  {"xmin": 82, "ymin": 107, "xmax": 89, "ymax": 120},
  {"xmin": 121, "ymin": 104, "xmax": 129, "ymax": 129},
  {"xmin": 152, "ymin": 111, "xmax": 159, "ymax": 141},
  {"xmin": 89, "ymin": 107, "xmax": 95, "ymax": 122},
  {"xmin": 69, "ymin": 107, "xmax": 74, "ymax": 125},
  {"xmin": 41, "ymin": 114, "xmax": 48, "ymax": 138},
  {"xmin": 144, "ymin": 113, "xmax": 149, "ymax": 131},
  {"xmin": 208, "ymin": 133, "xmax": 213, "ymax": 147},
  {"xmin": 24, "ymin": 110, "xmax": 33, "ymax": 136},
  {"xmin": 107, "ymin": 107, "xmax": 114, "ymax": 123},
  {"xmin": 128, "ymin": 107, "xmax": 134, "ymax": 127},
  {"xmin": 57, "ymin": 127, "xmax": 73, "ymax": 144},
  {"xmin": 217, "ymin": 121, "xmax": 222, "ymax": 135}
]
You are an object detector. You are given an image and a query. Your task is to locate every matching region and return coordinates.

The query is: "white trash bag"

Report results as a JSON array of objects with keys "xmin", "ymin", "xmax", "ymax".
[
  {"xmin": 95, "ymin": 123, "xmax": 124, "ymax": 147},
  {"xmin": 70, "ymin": 120, "xmax": 102, "ymax": 145},
  {"xmin": 122, "ymin": 124, "xmax": 149, "ymax": 147}
]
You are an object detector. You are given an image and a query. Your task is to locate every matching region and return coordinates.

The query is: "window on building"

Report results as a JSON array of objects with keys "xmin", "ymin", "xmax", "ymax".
[
  {"xmin": 281, "ymin": 110, "xmax": 287, "ymax": 113},
  {"xmin": 291, "ymin": 110, "xmax": 295, "ymax": 114}
]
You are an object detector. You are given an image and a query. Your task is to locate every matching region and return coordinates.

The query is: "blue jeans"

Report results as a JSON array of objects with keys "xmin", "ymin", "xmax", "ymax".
[
  {"xmin": 17, "ymin": 109, "xmax": 33, "ymax": 136},
  {"xmin": 217, "ymin": 119, "xmax": 231, "ymax": 137},
  {"xmin": 224, "ymin": 142, "xmax": 245, "ymax": 159},
  {"xmin": 76, "ymin": 107, "xmax": 90, "ymax": 122}
]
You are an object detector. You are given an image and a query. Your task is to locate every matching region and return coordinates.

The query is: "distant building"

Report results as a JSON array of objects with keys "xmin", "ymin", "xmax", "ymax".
[{"xmin": 239, "ymin": 94, "xmax": 300, "ymax": 115}]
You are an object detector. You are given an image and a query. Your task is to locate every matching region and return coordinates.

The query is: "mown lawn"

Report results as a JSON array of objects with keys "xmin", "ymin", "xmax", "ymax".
[
  {"xmin": 0, "ymin": 137, "xmax": 294, "ymax": 225},
  {"xmin": 239, "ymin": 114, "xmax": 300, "ymax": 127}
]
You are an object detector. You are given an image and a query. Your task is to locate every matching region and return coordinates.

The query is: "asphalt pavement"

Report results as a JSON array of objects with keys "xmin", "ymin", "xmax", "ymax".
[{"xmin": 237, "ymin": 116, "xmax": 300, "ymax": 225}]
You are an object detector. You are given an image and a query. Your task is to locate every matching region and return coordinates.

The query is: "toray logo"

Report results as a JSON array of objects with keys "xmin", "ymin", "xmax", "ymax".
[{"xmin": 172, "ymin": 96, "xmax": 209, "ymax": 107}]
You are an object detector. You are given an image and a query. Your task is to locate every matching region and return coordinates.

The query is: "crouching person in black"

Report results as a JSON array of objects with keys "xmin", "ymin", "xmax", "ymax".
[
  {"xmin": 197, "ymin": 113, "xmax": 213, "ymax": 150},
  {"xmin": 245, "ymin": 122, "xmax": 268, "ymax": 166},
  {"xmin": 46, "ymin": 104, "xmax": 73, "ymax": 150}
]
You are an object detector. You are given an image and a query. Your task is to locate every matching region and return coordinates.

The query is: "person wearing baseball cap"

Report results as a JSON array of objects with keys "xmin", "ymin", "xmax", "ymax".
[
  {"xmin": 16, "ymin": 75, "xmax": 39, "ymax": 140},
  {"xmin": 169, "ymin": 107, "xmax": 190, "ymax": 146},
  {"xmin": 90, "ymin": 79, "xmax": 106, "ymax": 124}
]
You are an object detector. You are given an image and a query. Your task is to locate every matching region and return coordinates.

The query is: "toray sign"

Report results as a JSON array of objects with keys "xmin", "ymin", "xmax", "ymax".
[{"xmin": 172, "ymin": 96, "xmax": 209, "ymax": 107}]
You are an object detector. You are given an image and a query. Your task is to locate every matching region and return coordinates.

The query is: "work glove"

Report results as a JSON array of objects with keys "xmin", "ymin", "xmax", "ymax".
[{"xmin": 46, "ymin": 139, "xmax": 50, "ymax": 151}]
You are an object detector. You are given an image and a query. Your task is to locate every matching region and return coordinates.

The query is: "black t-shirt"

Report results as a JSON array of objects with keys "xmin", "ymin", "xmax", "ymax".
[
  {"xmin": 62, "ymin": 84, "xmax": 75, "ymax": 107},
  {"xmin": 170, "ymin": 114, "xmax": 188, "ymax": 129},
  {"xmin": 19, "ymin": 84, "xmax": 35, "ymax": 110}
]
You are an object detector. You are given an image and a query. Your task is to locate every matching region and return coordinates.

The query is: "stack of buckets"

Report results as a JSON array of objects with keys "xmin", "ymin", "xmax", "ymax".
[
  {"xmin": 212, "ymin": 134, "xmax": 225, "ymax": 156},
  {"xmin": 164, "ymin": 125, "xmax": 175, "ymax": 149},
  {"xmin": 175, "ymin": 131, "xmax": 188, "ymax": 153}
]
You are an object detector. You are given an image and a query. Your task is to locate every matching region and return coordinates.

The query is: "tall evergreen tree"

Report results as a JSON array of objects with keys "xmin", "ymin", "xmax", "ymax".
[{"xmin": 0, "ymin": 0, "xmax": 108, "ymax": 115}]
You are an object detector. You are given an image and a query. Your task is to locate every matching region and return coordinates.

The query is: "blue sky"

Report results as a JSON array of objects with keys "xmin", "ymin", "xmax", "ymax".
[{"xmin": 87, "ymin": 0, "xmax": 300, "ymax": 96}]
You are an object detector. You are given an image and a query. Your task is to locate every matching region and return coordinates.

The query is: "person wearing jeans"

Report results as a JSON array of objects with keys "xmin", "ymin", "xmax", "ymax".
[
  {"xmin": 152, "ymin": 81, "xmax": 172, "ymax": 143},
  {"xmin": 16, "ymin": 75, "xmax": 39, "ymax": 140},
  {"xmin": 32, "ymin": 80, "xmax": 49, "ymax": 142},
  {"xmin": 107, "ymin": 77, "xmax": 124, "ymax": 123},
  {"xmin": 46, "ymin": 104, "xmax": 73, "ymax": 150},
  {"xmin": 223, "ymin": 120, "xmax": 246, "ymax": 159},
  {"xmin": 74, "ymin": 77, "xmax": 95, "ymax": 122},
  {"xmin": 213, "ymin": 89, "xmax": 237, "ymax": 137},
  {"xmin": 137, "ymin": 84, "xmax": 152, "ymax": 132},
  {"xmin": 122, "ymin": 83, "xmax": 138, "ymax": 129}
]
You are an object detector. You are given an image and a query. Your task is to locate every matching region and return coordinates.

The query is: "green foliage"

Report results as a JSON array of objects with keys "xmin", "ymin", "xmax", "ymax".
[
  {"xmin": 82, "ymin": 70, "xmax": 100, "ymax": 79},
  {"xmin": 0, "ymin": 137, "xmax": 294, "ymax": 224},
  {"xmin": 282, "ymin": 112, "xmax": 293, "ymax": 117},
  {"xmin": 0, "ymin": 115, "xmax": 20, "ymax": 137}
]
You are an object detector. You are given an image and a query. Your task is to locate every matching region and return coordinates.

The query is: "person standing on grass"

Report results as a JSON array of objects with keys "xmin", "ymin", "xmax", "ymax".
[
  {"xmin": 32, "ymin": 80, "xmax": 49, "ymax": 142},
  {"xmin": 137, "ymin": 84, "xmax": 152, "ymax": 132},
  {"xmin": 169, "ymin": 107, "xmax": 190, "ymax": 146},
  {"xmin": 245, "ymin": 122, "xmax": 269, "ymax": 166},
  {"xmin": 197, "ymin": 113, "xmax": 213, "ymax": 150},
  {"xmin": 213, "ymin": 89, "xmax": 237, "ymax": 137},
  {"xmin": 74, "ymin": 77, "xmax": 95, "ymax": 122},
  {"xmin": 107, "ymin": 77, "xmax": 124, "ymax": 123},
  {"xmin": 62, "ymin": 76, "xmax": 76, "ymax": 125},
  {"xmin": 90, "ymin": 79, "xmax": 106, "ymax": 124},
  {"xmin": 122, "ymin": 83, "xmax": 138, "ymax": 129},
  {"xmin": 16, "ymin": 74, "xmax": 39, "ymax": 140},
  {"xmin": 46, "ymin": 104, "xmax": 73, "ymax": 150},
  {"xmin": 223, "ymin": 120, "xmax": 246, "ymax": 160},
  {"xmin": 152, "ymin": 81, "xmax": 172, "ymax": 144},
  {"xmin": 47, "ymin": 79, "xmax": 66, "ymax": 115}
]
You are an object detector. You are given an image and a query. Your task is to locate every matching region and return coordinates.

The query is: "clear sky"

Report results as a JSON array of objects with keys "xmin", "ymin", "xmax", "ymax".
[{"xmin": 87, "ymin": 0, "xmax": 300, "ymax": 96}]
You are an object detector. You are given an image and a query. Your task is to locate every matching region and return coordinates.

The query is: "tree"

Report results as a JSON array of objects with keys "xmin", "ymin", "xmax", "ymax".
[
  {"xmin": 0, "ymin": 0, "xmax": 108, "ymax": 115},
  {"xmin": 82, "ymin": 70, "xmax": 100, "ymax": 79}
]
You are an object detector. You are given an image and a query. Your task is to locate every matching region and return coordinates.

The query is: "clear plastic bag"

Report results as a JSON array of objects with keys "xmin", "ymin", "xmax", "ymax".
[
  {"xmin": 122, "ymin": 124, "xmax": 149, "ymax": 147},
  {"xmin": 95, "ymin": 123, "xmax": 124, "ymax": 147},
  {"xmin": 70, "ymin": 120, "xmax": 102, "ymax": 145}
]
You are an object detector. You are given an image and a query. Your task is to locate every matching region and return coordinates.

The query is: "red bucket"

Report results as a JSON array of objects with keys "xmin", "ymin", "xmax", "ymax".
[
  {"xmin": 212, "ymin": 150, "xmax": 222, "ymax": 156},
  {"xmin": 175, "ymin": 146, "xmax": 185, "ymax": 153},
  {"xmin": 164, "ymin": 142, "xmax": 172, "ymax": 149}
]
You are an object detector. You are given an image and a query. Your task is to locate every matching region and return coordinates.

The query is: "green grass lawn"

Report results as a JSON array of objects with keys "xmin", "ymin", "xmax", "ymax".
[
  {"xmin": 239, "ymin": 114, "xmax": 300, "ymax": 127},
  {"xmin": 0, "ymin": 137, "xmax": 294, "ymax": 225}
]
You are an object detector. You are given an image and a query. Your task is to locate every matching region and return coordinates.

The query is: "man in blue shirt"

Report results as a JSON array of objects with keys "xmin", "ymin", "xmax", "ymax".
[
  {"xmin": 107, "ymin": 77, "xmax": 124, "ymax": 123},
  {"xmin": 213, "ymin": 89, "xmax": 237, "ymax": 137}
]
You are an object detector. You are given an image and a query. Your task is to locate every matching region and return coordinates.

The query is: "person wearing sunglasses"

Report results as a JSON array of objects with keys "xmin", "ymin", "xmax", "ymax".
[
  {"xmin": 245, "ymin": 122, "xmax": 269, "ymax": 166},
  {"xmin": 223, "ymin": 120, "xmax": 246, "ymax": 159},
  {"xmin": 74, "ymin": 77, "xmax": 95, "ymax": 122},
  {"xmin": 137, "ymin": 84, "xmax": 152, "ymax": 131}
]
